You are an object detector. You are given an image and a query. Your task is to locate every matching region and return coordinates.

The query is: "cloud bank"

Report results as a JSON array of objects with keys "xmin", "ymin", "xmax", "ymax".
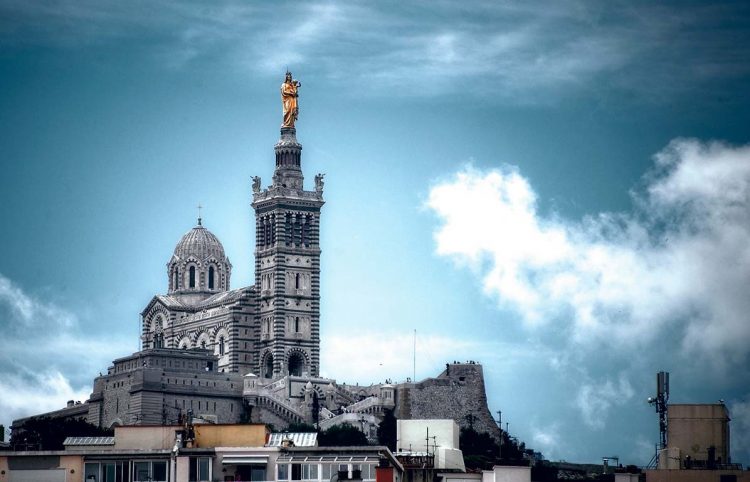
[
  {"xmin": 1, "ymin": 1, "xmax": 747, "ymax": 101},
  {"xmin": 0, "ymin": 274, "xmax": 129, "ymax": 431},
  {"xmin": 731, "ymin": 397, "xmax": 750, "ymax": 460},
  {"xmin": 322, "ymin": 332, "xmax": 492, "ymax": 384},
  {"xmin": 427, "ymin": 139, "xmax": 750, "ymax": 431}
]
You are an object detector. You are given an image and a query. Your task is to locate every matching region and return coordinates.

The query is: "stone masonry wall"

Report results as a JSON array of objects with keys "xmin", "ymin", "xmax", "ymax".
[
  {"xmin": 252, "ymin": 406, "xmax": 294, "ymax": 430},
  {"xmin": 395, "ymin": 363, "xmax": 500, "ymax": 441}
]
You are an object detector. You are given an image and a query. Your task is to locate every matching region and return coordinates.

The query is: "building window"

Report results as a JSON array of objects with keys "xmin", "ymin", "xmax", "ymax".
[
  {"xmin": 301, "ymin": 464, "xmax": 318, "ymax": 480},
  {"xmin": 219, "ymin": 336, "xmax": 225, "ymax": 356},
  {"xmin": 278, "ymin": 464, "xmax": 289, "ymax": 481},
  {"xmin": 189, "ymin": 456, "xmax": 211, "ymax": 481},
  {"xmin": 133, "ymin": 461, "xmax": 167, "ymax": 482},
  {"xmin": 285, "ymin": 213, "xmax": 293, "ymax": 245},
  {"xmin": 173, "ymin": 269, "xmax": 179, "ymax": 290},
  {"xmin": 189, "ymin": 266, "xmax": 196, "ymax": 288},
  {"xmin": 294, "ymin": 214, "xmax": 302, "ymax": 246},
  {"xmin": 303, "ymin": 218, "xmax": 312, "ymax": 247},
  {"xmin": 295, "ymin": 273, "xmax": 301, "ymax": 289},
  {"xmin": 85, "ymin": 461, "xmax": 129, "ymax": 482},
  {"xmin": 208, "ymin": 266, "xmax": 215, "ymax": 289},
  {"xmin": 288, "ymin": 353, "xmax": 303, "ymax": 377},
  {"xmin": 295, "ymin": 317, "xmax": 300, "ymax": 333}
]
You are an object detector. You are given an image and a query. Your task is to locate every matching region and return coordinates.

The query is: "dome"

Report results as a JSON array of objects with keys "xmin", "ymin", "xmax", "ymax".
[
  {"xmin": 167, "ymin": 218, "xmax": 232, "ymax": 298},
  {"xmin": 173, "ymin": 221, "xmax": 227, "ymax": 261}
]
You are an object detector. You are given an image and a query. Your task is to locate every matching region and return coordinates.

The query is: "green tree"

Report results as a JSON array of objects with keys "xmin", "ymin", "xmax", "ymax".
[
  {"xmin": 459, "ymin": 427, "xmax": 531, "ymax": 470},
  {"xmin": 460, "ymin": 427, "xmax": 500, "ymax": 470},
  {"xmin": 377, "ymin": 409, "xmax": 397, "ymax": 451},
  {"xmin": 10, "ymin": 417, "xmax": 113, "ymax": 451},
  {"xmin": 318, "ymin": 423, "xmax": 369, "ymax": 446},
  {"xmin": 500, "ymin": 431, "xmax": 526, "ymax": 461}
]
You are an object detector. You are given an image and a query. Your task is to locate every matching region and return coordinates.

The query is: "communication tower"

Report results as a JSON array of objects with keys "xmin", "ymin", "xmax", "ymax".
[{"xmin": 647, "ymin": 371, "xmax": 669, "ymax": 449}]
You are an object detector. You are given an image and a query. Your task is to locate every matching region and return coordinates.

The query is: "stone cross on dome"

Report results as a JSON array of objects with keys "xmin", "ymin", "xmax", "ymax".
[{"xmin": 197, "ymin": 203, "xmax": 202, "ymax": 226}]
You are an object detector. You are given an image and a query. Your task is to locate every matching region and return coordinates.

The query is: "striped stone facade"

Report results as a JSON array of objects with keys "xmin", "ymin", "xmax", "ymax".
[
  {"xmin": 138, "ymin": 127, "xmax": 321, "ymax": 379},
  {"xmin": 252, "ymin": 126, "xmax": 324, "ymax": 380},
  {"xmin": 14, "ymin": 121, "xmax": 501, "ymax": 444}
]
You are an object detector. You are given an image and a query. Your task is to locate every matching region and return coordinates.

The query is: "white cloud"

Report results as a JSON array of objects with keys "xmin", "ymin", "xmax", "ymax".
[
  {"xmin": 0, "ymin": 273, "xmax": 131, "ymax": 432},
  {"xmin": 575, "ymin": 375, "xmax": 634, "ymax": 430},
  {"xmin": 426, "ymin": 140, "xmax": 750, "ymax": 369},
  {"xmin": 0, "ymin": 370, "xmax": 91, "ymax": 425},
  {"xmin": 0, "ymin": 275, "xmax": 76, "ymax": 329},
  {"xmin": 531, "ymin": 422, "xmax": 561, "ymax": 460},
  {"xmin": 427, "ymin": 139, "xmax": 750, "ymax": 432},
  {"xmin": 321, "ymin": 332, "xmax": 493, "ymax": 383}
]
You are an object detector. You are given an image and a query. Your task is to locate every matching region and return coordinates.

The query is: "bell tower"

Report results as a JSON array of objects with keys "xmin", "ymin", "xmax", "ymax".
[{"xmin": 251, "ymin": 105, "xmax": 324, "ymax": 379}]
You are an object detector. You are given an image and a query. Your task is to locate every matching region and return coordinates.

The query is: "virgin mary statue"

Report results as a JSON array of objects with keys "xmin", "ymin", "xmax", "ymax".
[{"xmin": 281, "ymin": 71, "xmax": 300, "ymax": 128}]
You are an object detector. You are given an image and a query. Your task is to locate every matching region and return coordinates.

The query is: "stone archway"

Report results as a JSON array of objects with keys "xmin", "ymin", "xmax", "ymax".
[
  {"xmin": 288, "ymin": 352, "xmax": 305, "ymax": 376},
  {"xmin": 263, "ymin": 353, "xmax": 274, "ymax": 379}
]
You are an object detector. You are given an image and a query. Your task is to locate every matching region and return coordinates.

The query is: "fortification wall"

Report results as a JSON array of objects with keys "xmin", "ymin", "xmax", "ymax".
[{"xmin": 395, "ymin": 363, "xmax": 500, "ymax": 440}]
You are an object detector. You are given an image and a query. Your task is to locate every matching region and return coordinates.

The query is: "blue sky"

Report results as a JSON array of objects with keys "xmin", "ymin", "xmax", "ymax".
[{"xmin": 1, "ymin": 0, "xmax": 750, "ymax": 465}]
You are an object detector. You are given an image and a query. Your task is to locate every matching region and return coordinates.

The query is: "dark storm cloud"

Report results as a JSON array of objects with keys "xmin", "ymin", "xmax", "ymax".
[{"xmin": 1, "ymin": 1, "xmax": 748, "ymax": 101}]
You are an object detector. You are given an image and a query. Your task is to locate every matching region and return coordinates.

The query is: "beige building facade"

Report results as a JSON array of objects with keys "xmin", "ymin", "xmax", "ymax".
[{"xmin": 666, "ymin": 403, "xmax": 730, "ymax": 465}]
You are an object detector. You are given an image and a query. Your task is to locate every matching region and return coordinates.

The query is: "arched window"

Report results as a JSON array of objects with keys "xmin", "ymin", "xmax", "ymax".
[
  {"xmin": 295, "ymin": 273, "xmax": 300, "ymax": 290},
  {"xmin": 288, "ymin": 353, "xmax": 303, "ymax": 377},
  {"xmin": 295, "ymin": 317, "xmax": 300, "ymax": 333},
  {"xmin": 219, "ymin": 336, "xmax": 225, "ymax": 356},
  {"xmin": 264, "ymin": 355, "xmax": 274, "ymax": 378},
  {"xmin": 174, "ymin": 268, "xmax": 179, "ymax": 289},
  {"xmin": 208, "ymin": 266, "xmax": 215, "ymax": 289},
  {"xmin": 189, "ymin": 266, "xmax": 196, "ymax": 288}
]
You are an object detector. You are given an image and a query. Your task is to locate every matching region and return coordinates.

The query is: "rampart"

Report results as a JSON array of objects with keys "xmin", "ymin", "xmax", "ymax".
[{"xmin": 394, "ymin": 362, "xmax": 500, "ymax": 440}]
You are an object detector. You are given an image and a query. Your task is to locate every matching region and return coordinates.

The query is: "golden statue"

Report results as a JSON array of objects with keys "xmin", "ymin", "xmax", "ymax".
[{"xmin": 281, "ymin": 71, "xmax": 301, "ymax": 128}]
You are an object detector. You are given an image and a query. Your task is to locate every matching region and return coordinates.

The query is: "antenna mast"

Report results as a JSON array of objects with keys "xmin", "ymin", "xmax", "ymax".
[{"xmin": 648, "ymin": 371, "xmax": 670, "ymax": 449}]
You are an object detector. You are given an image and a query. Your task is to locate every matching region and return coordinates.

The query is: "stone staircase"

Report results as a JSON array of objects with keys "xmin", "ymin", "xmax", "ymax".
[
  {"xmin": 319, "ymin": 407, "xmax": 336, "ymax": 420},
  {"xmin": 344, "ymin": 396, "xmax": 380, "ymax": 414},
  {"xmin": 333, "ymin": 385, "xmax": 360, "ymax": 405},
  {"xmin": 253, "ymin": 393, "xmax": 305, "ymax": 424}
]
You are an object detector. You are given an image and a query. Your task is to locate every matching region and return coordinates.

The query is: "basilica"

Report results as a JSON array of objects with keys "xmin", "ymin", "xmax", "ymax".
[
  {"xmin": 141, "ymin": 122, "xmax": 323, "ymax": 381},
  {"xmin": 13, "ymin": 79, "xmax": 501, "ymax": 442}
]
